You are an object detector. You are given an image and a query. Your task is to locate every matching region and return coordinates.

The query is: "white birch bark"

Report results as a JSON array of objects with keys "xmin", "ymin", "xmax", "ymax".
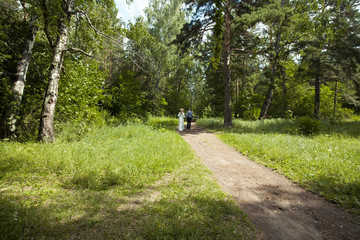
[
  {"xmin": 8, "ymin": 16, "xmax": 38, "ymax": 138},
  {"xmin": 39, "ymin": 0, "xmax": 74, "ymax": 142}
]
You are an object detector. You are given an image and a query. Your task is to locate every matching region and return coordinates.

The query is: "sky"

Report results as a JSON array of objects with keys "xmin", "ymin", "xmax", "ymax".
[{"xmin": 114, "ymin": 0, "xmax": 149, "ymax": 23}]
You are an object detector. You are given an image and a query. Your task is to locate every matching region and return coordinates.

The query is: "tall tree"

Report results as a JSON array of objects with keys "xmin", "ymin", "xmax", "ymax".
[
  {"xmin": 248, "ymin": 0, "xmax": 296, "ymax": 119},
  {"xmin": 38, "ymin": 0, "xmax": 75, "ymax": 142},
  {"xmin": 222, "ymin": 0, "xmax": 232, "ymax": 127},
  {"xmin": 0, "ymin": 0, "xmax": 39, "ymax": 138},
  {"xmin": 145, "ymin": 0, "xmax": 188, "ymax": 113},
  {"xmin": 177, "ymin": 0, "xmax": 266, "ymax": 125},
  {"xmin": 297, "ymin": 0, "xmax": 340, "ymax": 118},
  {"xmin": 9, "ymin": 14, "xmax": 38, "ymax": 138},
  {"xmin": 115, "ymin": 0, "xmax": 191, "ymax": 116},
  {"xmin": 329, "ymin": 0, "xmax": 360, "ymax": 115},
  {"xmin": 38, "ymin": 0, "xmax": 119, "ymax": 142}
]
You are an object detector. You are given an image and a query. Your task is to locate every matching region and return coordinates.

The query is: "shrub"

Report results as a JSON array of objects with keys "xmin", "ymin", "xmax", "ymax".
[
  {"xmin": 296, "ymin": 116, "xmax": 320, "ymax": 136},
  {"xmin": 243, "ymin": 107, "xmax": 261, "ymax": 121},
  {"xmin": 202, "ymin": 104, "xmax": 216, "ymax": 118}
]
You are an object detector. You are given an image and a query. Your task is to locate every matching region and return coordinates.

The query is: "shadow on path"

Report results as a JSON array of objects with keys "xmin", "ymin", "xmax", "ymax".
[{"xmin": 177, "ymin": 123, "xmax": 208, "ymax": 136}]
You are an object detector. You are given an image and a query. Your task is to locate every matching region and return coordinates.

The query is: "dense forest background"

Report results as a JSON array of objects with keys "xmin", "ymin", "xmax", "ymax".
[{"xmin": 1, "ymin": 0, "xmax": 360, "ymax": 142}]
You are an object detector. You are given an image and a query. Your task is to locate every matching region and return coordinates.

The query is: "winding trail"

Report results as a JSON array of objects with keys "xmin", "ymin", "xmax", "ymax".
[{"xmin": 179, "ymin": 124, "xmax": 360, "ymax": 240}]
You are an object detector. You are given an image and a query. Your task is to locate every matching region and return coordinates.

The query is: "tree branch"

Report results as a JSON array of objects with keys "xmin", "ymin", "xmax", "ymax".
[
  {"xmin": 65, "ymin": 47, "xmax": 93, "ymax": 58},
  {"xmin": 73, "ymin": 10, "xmax": 120, "ymax": 44},
  {"xmin": 72, "ymin": 10, "xmax": 154, "ymax": 73},
  {"xmin": 126, "ymin": 51, "xmax": 149, "ymax": 73},
  {"xmin": 40, "ymin": 0, "xmax": 55, "ymax": 49}
]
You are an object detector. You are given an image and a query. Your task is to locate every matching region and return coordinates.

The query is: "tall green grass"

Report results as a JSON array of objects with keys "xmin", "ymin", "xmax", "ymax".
[
  {"xmin": 197, "ymin": 118, "xmax": 360, "ymax": 215},
  {"xmin": 147, "ymin": 116, "xmax": 179, "ymax": 131},
  {"xmin": 197, "ymin": 117, "xmax": 360, "ymax": 137},
  {"xmin": 0, "ymin": 121, "xmax": 256, "ymax": 239}
]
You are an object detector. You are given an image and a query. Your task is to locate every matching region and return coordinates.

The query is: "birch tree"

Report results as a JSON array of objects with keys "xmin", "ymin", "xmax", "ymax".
[
  {"xmin": 38, "ymin": 0, "xmax": 75, "ymax": 142},
  {"xmin": 9, "ymin": 15, "xmax": 38, "ymax": 138}
]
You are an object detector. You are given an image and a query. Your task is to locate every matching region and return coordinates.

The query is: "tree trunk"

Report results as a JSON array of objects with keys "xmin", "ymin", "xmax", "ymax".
[
  {"xmin": 241, "ymin": 55, "xmax": 245, "ymax": 89},
  {"xmin": 109, "ymin": 48, "xmax": 112, "ymax": 83},
  {"xmin": 352, "ymin": 79, "xmax": 360, "ymax": 100},
  {"xmin": 333, "ymin": 80, "xmax": 338, "ymax": 118},
  {"xmin": 258, "ymin": 26, "xmax": 280, "ymax": 120},
  {"xmin": 223, "ymin": 0, "xmax": 232, "ymax": 128},
  {"xmin": 8, "ymin": 16, "xmax": 38, "ymax": 138},
  {"xmin": 258, "ymin": 75, "xmax": 275, "ymax": 120},
  {"xmin": 314, "ymin": 73, "xmax": 320, "ymax": 119},
  {"xmin": 235, "ymin": 77, "xmax": 238, "ymax": 103},
  {"xmin": 282, "ymin": 69, "xmax": 288, "ymax": 115},
  {"xmin": 177, "ymin": 77, "xmax": 182, "ymax": 96},
  {"xmin": 38, "ymin": 0, "xmax": 74, "ymax": 142}
]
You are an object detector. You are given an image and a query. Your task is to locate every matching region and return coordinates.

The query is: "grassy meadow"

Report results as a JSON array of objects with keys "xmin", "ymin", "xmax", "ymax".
[
  {"xmin": 197, "ymin": 118, "xmax": 360, "ymax": 215},
  {"xmin": 0, "ymin": 118, "xmax": 256, "ymax": 239}
]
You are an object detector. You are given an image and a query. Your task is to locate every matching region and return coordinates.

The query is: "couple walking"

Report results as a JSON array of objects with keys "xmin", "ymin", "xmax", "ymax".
[{"xmin": 178, "ymin": 108, "xmax": 193, "ymax": 131}]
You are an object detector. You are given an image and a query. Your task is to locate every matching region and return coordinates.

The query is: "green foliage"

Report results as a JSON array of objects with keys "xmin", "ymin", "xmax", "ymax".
[
  {"xmin": 234, "ymin": 90, "xmax": 262, "ymax": 119},
  {"xmin": 0, "ymin": 76, "xmax": 13, "ymax": 138},
  {"xmin": 202, "ymin": 104, "xmax": 216, "ymax": 118},
  {"xmin": 55, "ymin": 60, "xmax": 107, "ymax": 139},
  {"xmin": 243, "ymin": 107, "xmax": 261, "ymax": 121},
  {"xmin": 0, "ymin": 1, "xmax": 29, "ymax": 138},
  {"xmin": 0, "ymin": 121, "xmax": 257, "ymax": 239},
  {"xmin": 106, "ymin": 69, "xmax": 150, "ymax": 122},
  {"xmin": 1, "ymin": 0, "xmax": 359, "ymax": 143},
  {"xmin": 57, "ymin": 61, "xmax": 105, "ymax": 119},
  {"xmin": 200, "ymin": 69, "xmax": 224, "ymax": 118},
  {"xmin": 296, "ymin": 116, "xmax": 320, "ymax": 136},
  {"xmin": 210, "ymin": 0, "xmax": 224, "ymax": 69}
]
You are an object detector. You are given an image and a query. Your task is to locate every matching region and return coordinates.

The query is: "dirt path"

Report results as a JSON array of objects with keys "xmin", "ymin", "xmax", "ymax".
[{"xmin": 179, "ymin": 124, "xmax": 360, "ymax": 240}]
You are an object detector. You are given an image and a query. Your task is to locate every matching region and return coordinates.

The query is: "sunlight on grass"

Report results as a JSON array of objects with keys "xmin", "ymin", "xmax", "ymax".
[
  {"xmin": 0, "ymin": 121, "xmax": 256, "ymax": 239},
  {"xmin": 197, "ymin": 118, "xmax": 360, "ymax": 215}
]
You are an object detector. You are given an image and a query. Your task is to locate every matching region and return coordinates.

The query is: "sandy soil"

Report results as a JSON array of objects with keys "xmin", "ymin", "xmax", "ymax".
[{"xmin": 179, "ymin": 124, "xmax": 360, "ymax": 240}]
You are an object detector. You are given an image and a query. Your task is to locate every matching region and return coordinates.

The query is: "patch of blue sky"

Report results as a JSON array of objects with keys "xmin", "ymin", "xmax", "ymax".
[{"xmin": 115, "ymin": 0, "xmax": 149, "ymax": 23}]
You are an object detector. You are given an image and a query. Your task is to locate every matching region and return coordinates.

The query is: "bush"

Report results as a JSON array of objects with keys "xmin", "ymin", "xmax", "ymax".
[
  {"xmin": 296, "ymin": 116, "xmax": 320, "ymax": 136},
  {"xmin": 243, "ymin": 107, "xmax": 261, "ymax": 121},
  {"xmin": 202, "ymin": 104, "xmax": 216, "ymax": 118}
]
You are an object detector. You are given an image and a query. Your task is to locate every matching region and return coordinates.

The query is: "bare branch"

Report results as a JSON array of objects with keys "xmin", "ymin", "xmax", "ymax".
[
  {"xmin": 126, "ymin": 53, "xmax": 148, "ymax": 72},
  {"xmin": 233, "ymin": 48, "xmax": 253, "ymax": 52},
  {"xmin": 73, "ymin": 10, "xmax": 151, "ymax": 73},
  {"xmin": 73, "ymin": 10, "xmax": 121, "ymax": 44},
  {"xmin": 40, "ymin": 0, "xmax": 55, "ymax": 49},
  {"xmin": 65, "ymin": 47, "xmax": 93, "ymax": 57},
  {"xmin": 199, "ymin": 21, "xmax": 214, "ymax": 33},
  {"xmin": 0, "ymin": 68, "xmax": 16, "ymax": 76},
  {"xmin": 131, "ymin": 50, "xmax": 151, "ymax": 65}
]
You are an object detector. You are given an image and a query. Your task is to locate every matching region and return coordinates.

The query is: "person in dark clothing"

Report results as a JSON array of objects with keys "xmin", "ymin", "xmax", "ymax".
[{"xmin": 186, "ymin": 109, "xmax": 193, "ymax": 130}]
